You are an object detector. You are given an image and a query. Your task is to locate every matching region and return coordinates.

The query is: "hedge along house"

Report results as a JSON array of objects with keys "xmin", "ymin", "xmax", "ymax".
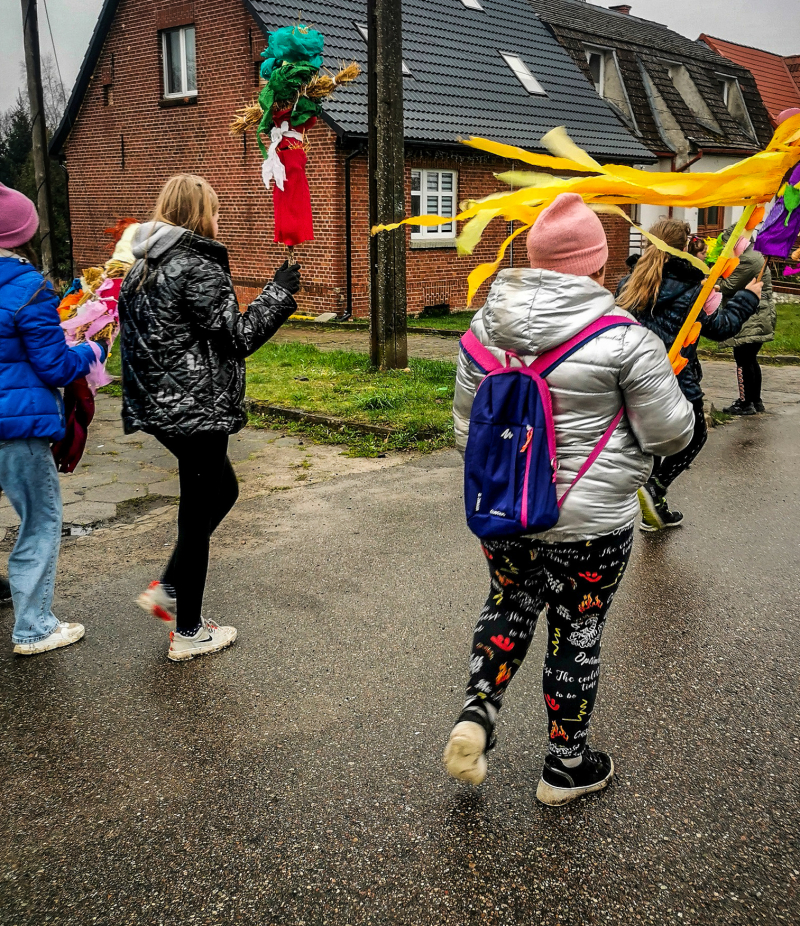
[
  {"xmin": 527, "ymin": 1, "xmax": 773, "ymax": 248},
  {"xmin": 50, "ymin": 0, "xmax": 653, "ymax": 318}
]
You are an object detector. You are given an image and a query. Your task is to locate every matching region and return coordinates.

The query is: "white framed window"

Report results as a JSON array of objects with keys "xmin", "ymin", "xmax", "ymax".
[
  {"xmin": 162, "ymin": 26, "xmax": 197, "ymax": 98},
  {"xmin": 585, "ymin": 47, "xmax": 605, "ymax": 95},
  {"xmin": 410, "ymin": 169, "xmax": 457, "ymax": 240},
  {"xmin": 500, "ymin": 53, "xmax": 547, "ymax": 96},
  {"xmin": 717, "ymin": 76, "xmax": 731, "ymax": 105},
  {"xmin": 355, "ymin": 23, "xmax": 412, "ymax": 75}
]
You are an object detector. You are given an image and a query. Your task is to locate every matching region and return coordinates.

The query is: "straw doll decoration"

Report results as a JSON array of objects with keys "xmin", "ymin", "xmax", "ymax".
[{"xmin": 231, "ymin": 24, "xmax": 360, "ymax": 260}]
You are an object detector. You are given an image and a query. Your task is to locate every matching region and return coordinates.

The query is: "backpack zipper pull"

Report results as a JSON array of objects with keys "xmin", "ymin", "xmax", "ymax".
[{"xmin": 519, "ymin": 425, "xmax": 533, "ymax": 454}]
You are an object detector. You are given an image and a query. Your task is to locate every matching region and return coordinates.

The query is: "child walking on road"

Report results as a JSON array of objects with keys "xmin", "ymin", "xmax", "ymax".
[
  {"xmin": 616, "ymin": 220, "xmax": 762, "ymax": 531},
  {"xmin": 715, "ymin": 227, "xmax": 776, "ymax": 416},
  {"xmin": 0, "ymin": 184, "xmax": 107, "ymax": 655},
  {"xmin": 118, "ymin": 174, "xmax": 300, "ymax": 662},
  {"xmin": 444, "ymin": 194, "xmax": 695, "ymax": 805}
]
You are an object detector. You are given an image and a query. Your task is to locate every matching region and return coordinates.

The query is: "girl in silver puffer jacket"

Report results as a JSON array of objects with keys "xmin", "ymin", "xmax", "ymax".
[{"xmin": 444, "ymin": 193, "xmax": 695, "ymax": 806}]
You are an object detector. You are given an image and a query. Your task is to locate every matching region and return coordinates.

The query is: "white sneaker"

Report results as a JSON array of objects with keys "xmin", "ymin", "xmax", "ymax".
[
  {"xmin": 137, "ymin": 581, "xmax": 176, "ymax": 624},
  {"xmin": 167, "ymin": 617, "xmax": 237, "ymax": 662},
  {"xmin": 14, "ymin": 621, "xmax": 85, "ymax": 656},
  {"xmin": 443, "ymin": 721, "xmax": 488, "ymax": 785}
]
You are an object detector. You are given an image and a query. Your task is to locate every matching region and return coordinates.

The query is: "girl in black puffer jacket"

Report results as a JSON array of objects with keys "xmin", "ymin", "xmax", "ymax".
[
  {"xmin": 118, "ymin": 174, "xmax": 301, "ymax": 662},
  {"xmin": 616, "ymin": 219, "xmax": 762, "ymax": 532}
]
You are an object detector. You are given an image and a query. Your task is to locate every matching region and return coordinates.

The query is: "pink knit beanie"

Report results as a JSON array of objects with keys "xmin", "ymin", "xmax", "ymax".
[
  {"xmin": 0, "ymin": 184, "xmax": 39, "ymax": 249},
  {"xmin": 526, "ymin": 192, "xmax": 608, "ymax": 276}
]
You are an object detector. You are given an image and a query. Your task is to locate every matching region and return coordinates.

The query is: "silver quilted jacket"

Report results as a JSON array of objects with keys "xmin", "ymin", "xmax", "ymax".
[{"xmin": 453, "ymin": 269, "xmax": 695, "ymax": 542}]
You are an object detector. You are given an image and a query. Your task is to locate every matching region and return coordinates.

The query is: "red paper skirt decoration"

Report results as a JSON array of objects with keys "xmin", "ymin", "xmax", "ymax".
[{"xmin": 272, "ymin": 114, "xmax": 316, "ymax": 247}]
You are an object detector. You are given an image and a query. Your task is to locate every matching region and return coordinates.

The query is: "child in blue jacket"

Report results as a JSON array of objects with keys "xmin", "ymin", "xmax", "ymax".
[{"xmin": 0, "ymin": 184, "xmax": 105, "ymax": 655}]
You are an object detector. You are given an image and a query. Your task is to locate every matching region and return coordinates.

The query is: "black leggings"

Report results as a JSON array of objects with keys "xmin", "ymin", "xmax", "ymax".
[
  {"xmin": 464, "ymin": 526, "xmax": 634, "ymax": 759},
  {"xmin": 734, "ymin": 343, "xmax": 763, "ymax": 405},
  {"xmin": 651, "ymin": 399, "xmax": 707, "ymax": 491},
  {"xmin": 156, "ymin": 432, "xmax": 239, "ymax": 633}
]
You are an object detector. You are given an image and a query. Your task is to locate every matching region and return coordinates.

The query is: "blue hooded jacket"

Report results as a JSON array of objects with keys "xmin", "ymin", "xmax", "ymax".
[{"xmin": 0, "ymin": 256, "xmax": 96, "ymax": 441}]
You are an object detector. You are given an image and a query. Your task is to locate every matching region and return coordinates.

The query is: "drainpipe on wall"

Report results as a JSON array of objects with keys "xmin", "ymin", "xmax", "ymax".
[
  {"xmin": 57, "ymin": 154, "xmax": 74, "ymax": 278},
  {"xmin": 675, "ymin": 149, "xmax": 704, "ymax": 172},
  {"xmin": 338, "ymin": 145, "xmax": 364, "ymax": 322}
]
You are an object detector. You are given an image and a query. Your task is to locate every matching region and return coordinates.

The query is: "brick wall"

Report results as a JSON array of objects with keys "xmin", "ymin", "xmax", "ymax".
[{"xmin": 64, "ymin": 0, "xmax": 631, "ymax": 318}]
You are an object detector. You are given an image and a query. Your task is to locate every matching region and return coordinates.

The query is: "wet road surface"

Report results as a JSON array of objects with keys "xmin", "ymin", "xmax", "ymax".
[{"xmin": 2, "ymin": 403, "xmax": 799, "ymax": 925}]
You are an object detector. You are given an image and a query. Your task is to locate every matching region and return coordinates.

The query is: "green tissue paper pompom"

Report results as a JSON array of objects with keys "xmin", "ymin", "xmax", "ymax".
[
  {"xmin": 269, "ymin": 62, "xmax": 319, "ymax": 102},
  {"xmin": 291, "ymin": 96, "xmax": 321, "ymax": 126},
  {"xmin": 782, "ymin": 184, "xmax": 800, "ymax": 226},
  {"xmin": 706, "ymin": 232, "xmax": 725, "ymax": 266},
  {"xmin": 261, "ymin": 24, "xmax": 324, "ymax": 76}
]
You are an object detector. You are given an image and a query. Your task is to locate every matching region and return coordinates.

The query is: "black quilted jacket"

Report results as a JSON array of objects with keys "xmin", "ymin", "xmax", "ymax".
[
  {"xmin": 118, "ymin": 233, "xmax": 296, "ymax": 436},
  {"xmin": 616, "ymin": 256, "xmax": 758, "ymax": 402}
]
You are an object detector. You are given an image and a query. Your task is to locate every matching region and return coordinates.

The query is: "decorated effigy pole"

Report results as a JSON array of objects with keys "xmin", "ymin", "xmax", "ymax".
[{"xmin": 230, "ymin": 23, "xmax": 360, "ymax": 267}]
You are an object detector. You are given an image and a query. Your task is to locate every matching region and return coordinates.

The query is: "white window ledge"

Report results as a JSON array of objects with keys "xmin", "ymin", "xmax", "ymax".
[{"xmin": 410, "ymin": 239, "xmax": 458, "ymax": 250}]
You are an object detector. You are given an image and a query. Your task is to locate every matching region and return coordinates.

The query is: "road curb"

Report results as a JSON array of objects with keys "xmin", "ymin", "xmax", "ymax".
[
  {"xmin": 245, "ymin": 399, "xmax": 397, "ymax": 437},
  {"xmin": 697, "ymin": 350, "xmax": 800, "ymax": 365}
]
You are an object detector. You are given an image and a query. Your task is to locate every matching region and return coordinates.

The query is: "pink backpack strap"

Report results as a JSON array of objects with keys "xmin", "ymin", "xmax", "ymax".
[
  {"xmin": 557, "ymin": 408, "xmax": 625, "ymax": 508},
  {"xmin": 459, "ymin": 330, "xmax": 504, "ymax": 374},
  {"xmin": 531, "ymin": 315, "xmax": 638, "ymax": 376},
  {"xmin": 530, "ymin": 316, "xmax": 638, "ymax": 507}
]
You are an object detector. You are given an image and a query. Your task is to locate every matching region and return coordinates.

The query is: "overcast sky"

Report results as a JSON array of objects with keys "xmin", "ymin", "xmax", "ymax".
[{"xmin": 1, "ymin": 0, "xmax": 798, "ymax": 116}]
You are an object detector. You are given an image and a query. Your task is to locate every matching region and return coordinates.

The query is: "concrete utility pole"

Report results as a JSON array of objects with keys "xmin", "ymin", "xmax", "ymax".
[
  {"xmin": 367, "ymin": 0, "xmax": 408, "ymax": 370},
  {"xmin": 20, "ymin": 0, "xmax": 54, "ymax": 278}
]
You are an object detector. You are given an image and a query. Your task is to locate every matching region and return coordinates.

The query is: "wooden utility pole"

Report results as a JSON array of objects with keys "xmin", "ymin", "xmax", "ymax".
[
  {"xmin": 20, "ymin": 0, "xmax": 54, "ymax": 278},
  {"xmin": 367, "ymin": 0, "xmax": 408, "ymax": 369}
]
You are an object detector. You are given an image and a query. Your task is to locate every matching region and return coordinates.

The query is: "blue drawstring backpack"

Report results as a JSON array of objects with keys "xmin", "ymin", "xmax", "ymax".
[{"xmin": 460, "ymin": 316, "xmax": 637, "ymax": 538}]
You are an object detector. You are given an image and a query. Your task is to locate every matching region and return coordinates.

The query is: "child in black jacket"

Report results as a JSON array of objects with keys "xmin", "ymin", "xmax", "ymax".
[{"xmin": 616, "ymin": 219, "xmax": 762, "ymax": 531}]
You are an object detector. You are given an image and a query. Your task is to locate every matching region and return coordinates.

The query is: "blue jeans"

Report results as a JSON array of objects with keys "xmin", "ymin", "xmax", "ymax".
[{"xmin": 0, "ymin": 438, "xmax": 62, "ymax": 643}]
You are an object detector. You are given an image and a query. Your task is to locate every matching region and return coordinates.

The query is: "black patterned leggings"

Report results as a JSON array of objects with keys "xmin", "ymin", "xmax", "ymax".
[
  {"xmin": 464, "ymin": 526, "xmax": 634, "ymax": 759},
  {"xmin": 651, "ymin": 399, "xmax": 707, "ymax": 491},
  {"xmin": 734, "ymin": 343, "xmax": 763, "ymax": 406}
]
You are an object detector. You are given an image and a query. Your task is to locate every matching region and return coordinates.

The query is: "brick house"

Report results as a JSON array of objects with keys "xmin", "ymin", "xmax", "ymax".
[
  {"xmin": 51, "ymin": 0, "xmax": 655, "ymax": 318},
  {"xmin": 528, "ymin": 1, "xmax": 774, "ymax": 244}
]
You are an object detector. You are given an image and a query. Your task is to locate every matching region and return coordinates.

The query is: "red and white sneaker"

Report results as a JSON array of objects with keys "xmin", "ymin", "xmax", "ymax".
[
  {"xmin": 167, "ymin": 617, "xmax": 237, "ymax": 662},
  {"xmin": 136, "ymin": 581, "xmax": 176, "ymax": 624}
]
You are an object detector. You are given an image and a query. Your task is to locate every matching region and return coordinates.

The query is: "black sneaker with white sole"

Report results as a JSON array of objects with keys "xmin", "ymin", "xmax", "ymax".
[
  {"xmin": 638, "ymin": 481, "xmax": 683, "ymax": 532},
  {"xmin": 754, "ymin": 400, "xmax": 766, "ymax": 414},
  {"xmin": 536, "ymin": 747, "xmax": 614, "ymax": 806}
]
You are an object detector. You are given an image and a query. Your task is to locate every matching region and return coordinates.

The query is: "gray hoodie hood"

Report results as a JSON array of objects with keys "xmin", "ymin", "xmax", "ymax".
[{"xmin": 131, "ymin": 221, "xmax": 189, "ymax": 261}]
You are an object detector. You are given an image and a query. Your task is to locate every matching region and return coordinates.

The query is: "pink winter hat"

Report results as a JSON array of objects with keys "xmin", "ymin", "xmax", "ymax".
[
  {"xmin": 526, "ymin": 192, "xmax": 608, "ymax": 276},
  {"xmin": 0, "ymin": 184, "xmax": 39, "ymax": 248}
]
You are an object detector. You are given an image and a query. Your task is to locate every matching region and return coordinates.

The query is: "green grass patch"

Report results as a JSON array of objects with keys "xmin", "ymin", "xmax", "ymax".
[
  {"xmin": 98, "ymin": 348, "xmax": 123, "ymax": 397},
  {"xmin": 407, "ymin": 311, "xmax": 473, "ymax": 331},
  {"xmin": 700, "ymin": 302, "xmax": 800, "ymax": 357},
  {"xmin": 245, "ymin": 341, "xmax": 455, "ymax": 456}
]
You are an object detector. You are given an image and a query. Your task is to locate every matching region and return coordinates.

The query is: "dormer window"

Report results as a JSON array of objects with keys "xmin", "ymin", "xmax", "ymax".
[
  {"xmin": 716, "ymin": 73, "xmax": 757, "ymax": 140},
  {"xmin": 586, "ymin": 48, "xmax": 605, "ymax": 94},
  {"xmin": 583, "ymin": 45, "xmax": 638, "ymax": 133},
  {"xmin": 667, "ymin": 63, "xmax": 722, "ymax": 134}
]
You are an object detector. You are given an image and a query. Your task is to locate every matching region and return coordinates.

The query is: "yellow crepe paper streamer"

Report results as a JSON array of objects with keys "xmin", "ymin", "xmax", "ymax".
[
  {"xmin": 590, "ymin": 204, "xmax": 711, "ymax": 275},
  {"xmin": 372, "ymin": 113, "xmax": 800, "ymax": 308},
  {"xmin": 466, "ymin": 221, "xmax": 535, "ymax": 305}
]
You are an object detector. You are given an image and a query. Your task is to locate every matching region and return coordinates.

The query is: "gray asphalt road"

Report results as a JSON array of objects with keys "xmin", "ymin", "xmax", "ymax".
[{"xmin": 2, "ymin": 403, "xmax": 799, "ymax": 926}]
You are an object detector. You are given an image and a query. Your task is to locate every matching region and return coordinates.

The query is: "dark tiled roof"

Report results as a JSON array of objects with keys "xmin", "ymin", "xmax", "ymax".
[
  {"xmin": 527, "ymin": 0, "xmax": 774, "ymax": 154},
  {"xmin": 243, "ymin": 0, "xmax": 653, "ymax": 160}
]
